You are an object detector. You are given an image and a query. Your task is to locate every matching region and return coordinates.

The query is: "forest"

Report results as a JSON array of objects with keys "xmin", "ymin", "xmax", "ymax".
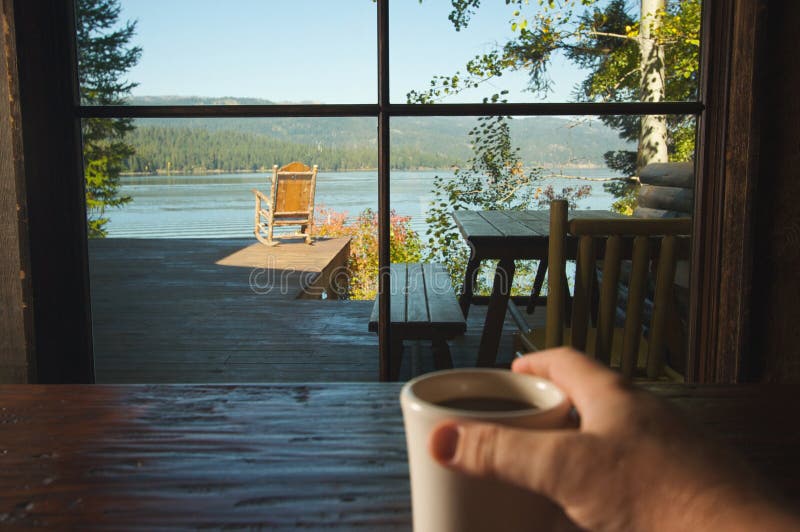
[
  {"xmin": 121, "ymin": 98, "xmax": 631, "ymax": 175},
  {"xmin": 123, "ymin": 126, "xmax": 455, "ymax": 173}
]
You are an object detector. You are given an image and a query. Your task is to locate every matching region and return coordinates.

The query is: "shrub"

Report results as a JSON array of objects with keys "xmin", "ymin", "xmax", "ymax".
[{"xmin": 313, "ymin": 206, "xmax": 423, "ymax": 300}]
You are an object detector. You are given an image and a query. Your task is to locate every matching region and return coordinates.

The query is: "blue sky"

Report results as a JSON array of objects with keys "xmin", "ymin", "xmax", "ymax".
[{"xmin": 118, "ymin": 0, "xmax": 587, "ymax": 104}]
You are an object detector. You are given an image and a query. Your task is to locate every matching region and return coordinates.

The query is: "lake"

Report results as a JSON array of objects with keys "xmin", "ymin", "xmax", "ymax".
[{"xmin": 105, "ymin": 169, "xmax": 622, "ymax": 238}]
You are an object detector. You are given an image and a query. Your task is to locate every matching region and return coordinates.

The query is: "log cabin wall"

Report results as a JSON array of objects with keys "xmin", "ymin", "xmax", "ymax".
[
  {"xmin": 0, "ymin": 0, "xmax": 35, "ymax": 383},
  {"xmin": 635, "ymin": 163, "xmax": 693, "ymax": 290},
  {"xmin": 635, "ymin": 162, "xmax": 694, "ymax": 219},
  {"xmin": 749, "ymin": 0, "xmax": 800, "ymax": 382},
  {"xmin": 634, "ymin": 162, "xmax": 694, "ymax": 291}
]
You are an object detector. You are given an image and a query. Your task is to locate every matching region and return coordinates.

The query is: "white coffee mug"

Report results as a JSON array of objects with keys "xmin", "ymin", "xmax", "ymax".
[{"xmin": 400, "ymin": 368, "xmax": 574, "ymax": 532}]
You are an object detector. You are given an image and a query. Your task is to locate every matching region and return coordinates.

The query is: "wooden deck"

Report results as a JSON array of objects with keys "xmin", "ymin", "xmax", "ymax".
[{"xmin": 89, "ymin": 239, "xmax": 533, "ymax": 383}]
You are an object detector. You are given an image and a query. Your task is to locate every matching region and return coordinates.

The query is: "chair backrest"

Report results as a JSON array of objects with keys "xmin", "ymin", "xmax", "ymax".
[
  {"xmin": 546, "ymin": 200, "xmax": 692, "ymax": 378},
  {"xmin": 270, "ymin": 162, "xmax": 318, "ymax": 217}
]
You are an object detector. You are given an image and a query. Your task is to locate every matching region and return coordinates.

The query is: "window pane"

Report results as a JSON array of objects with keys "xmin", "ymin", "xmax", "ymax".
[
  {"xmin": 392, "ymin": 1, "xmax": 701, "ymax": 104},
  {"xmin": 389, "ymin": 114, "xmax": 696, "ymax": 377},
  {"xmin": 84, "ymin": 117, "xmax": 378, "ymax": 382},
  {"xmin": 77, "ymin": 0, "xmax": 376, "ymax": 106}
]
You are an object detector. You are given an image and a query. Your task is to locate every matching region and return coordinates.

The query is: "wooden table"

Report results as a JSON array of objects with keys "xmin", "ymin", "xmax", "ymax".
[
  {"xmin": 1, "ymin": 384, "xmax": 798, "ymax": 529},
  {"xmin": 453, "ymin": 209, "xmax": 624, "ymax": 366}
]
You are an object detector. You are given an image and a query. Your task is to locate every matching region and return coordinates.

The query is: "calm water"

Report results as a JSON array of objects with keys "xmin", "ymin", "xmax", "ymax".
[{"xmin": 105, "ymin": 169, "xmax": 620, "ymax": 238}]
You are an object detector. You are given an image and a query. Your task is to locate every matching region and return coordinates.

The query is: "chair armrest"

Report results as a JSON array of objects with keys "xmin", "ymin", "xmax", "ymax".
[{"xmin": 252, "ymin": 189, "xmax": 271, "ymax": 206}]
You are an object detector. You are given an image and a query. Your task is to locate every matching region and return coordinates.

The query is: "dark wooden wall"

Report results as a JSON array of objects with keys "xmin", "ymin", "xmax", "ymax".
[
  {"xmin": 12, "ymin": 0, "xmax": 94, "ymax": 383},
  {"xmin": 688, "ymin": 0, "xmax": 766, "ymax": 383},
  {"xmin": 0, "ymin": 0, "xmax": 35, "ymax": 383},
  {"xmin": 749, "ymin": 1, "xmax": 800, "ymax": 382}
]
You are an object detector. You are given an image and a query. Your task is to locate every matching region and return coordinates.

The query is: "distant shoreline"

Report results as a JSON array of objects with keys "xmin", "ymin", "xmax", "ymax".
[
  {"xmin": 120, "ymin": 163, "xmax": 604, "ymax": 177},
  {"xmin": 120, "ymin": 167, "xmax": 444, "ymax": 176}
]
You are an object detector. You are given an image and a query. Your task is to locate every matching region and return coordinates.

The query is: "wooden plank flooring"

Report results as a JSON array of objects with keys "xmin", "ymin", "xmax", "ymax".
[{"xmin": 89, "ymin": 239, "xmax": 539, "ymax": 383}]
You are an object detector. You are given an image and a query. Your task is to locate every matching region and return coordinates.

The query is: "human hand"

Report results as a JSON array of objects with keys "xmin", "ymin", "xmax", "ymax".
[{"xmin": 428, "ymin": 348, "xmax": 799, "ymax": 532}]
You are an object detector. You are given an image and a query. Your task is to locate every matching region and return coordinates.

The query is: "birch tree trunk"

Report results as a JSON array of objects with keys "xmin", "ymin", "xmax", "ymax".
[{"xmin": 637, "ymin": 0, "xmax": 669, "ymax": 172}]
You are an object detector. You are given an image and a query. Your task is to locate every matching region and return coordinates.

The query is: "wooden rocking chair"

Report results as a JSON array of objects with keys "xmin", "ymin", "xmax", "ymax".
[{"xmin": 252, "ymin": 162, "xmax": 318, "ymax": 246}]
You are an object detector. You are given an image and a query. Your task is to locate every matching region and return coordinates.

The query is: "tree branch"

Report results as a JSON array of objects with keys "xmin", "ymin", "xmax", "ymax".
[{"xmin": 586, "ymin": 30, "xmax": 636, "ymax": 41}]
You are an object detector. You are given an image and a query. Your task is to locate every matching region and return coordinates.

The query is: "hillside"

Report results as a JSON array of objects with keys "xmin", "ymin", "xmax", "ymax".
[
  {"xmin": 124, "ymin": 126, "xmax": 452, "ymax": 173},
  {"xmin": 123, "ymin": 96, "xmax": 633, "ymax": 172}
]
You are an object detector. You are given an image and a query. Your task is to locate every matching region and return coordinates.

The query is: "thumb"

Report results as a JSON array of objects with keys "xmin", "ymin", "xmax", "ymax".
[{"xmin": 429, "ymin": 420, "xmax": 595, "ymax": 505}]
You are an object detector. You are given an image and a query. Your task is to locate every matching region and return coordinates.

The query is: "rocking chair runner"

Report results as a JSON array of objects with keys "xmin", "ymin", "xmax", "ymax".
[{"xmin": 252, "ymin": 162, "xmax": 318, "ymax": 245}]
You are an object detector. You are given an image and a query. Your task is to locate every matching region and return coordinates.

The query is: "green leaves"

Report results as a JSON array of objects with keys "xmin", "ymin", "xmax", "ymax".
[
  {"xmin": 511, "ymin": 19, "xmax": 528, "ymax": 31},
  {"xmin": 423, "ymin": 114, "xmax": 546, "ymax": 291},
  {"xmin": 313, "ymin": 207, "xmax": 424, "ymax": 300},
  {"xmin": 414, "ymin": 0, "xmax": 701, "ymax": 213}
]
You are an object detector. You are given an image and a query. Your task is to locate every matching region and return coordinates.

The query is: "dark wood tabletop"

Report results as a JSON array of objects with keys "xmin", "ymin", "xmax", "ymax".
[
  {"xmin": 452, "ymin": 209, "xmax": 625, "ymax": 259},
  {"xmin": 1, "ymin": 383, "xmax": 798, "ymax": 529},
  {"xmin": 452, "ymin": 209, "xmax": 625, "ymax": 366}
]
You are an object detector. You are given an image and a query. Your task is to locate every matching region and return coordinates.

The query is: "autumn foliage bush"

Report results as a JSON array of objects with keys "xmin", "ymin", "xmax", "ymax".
[{"xmin": 312, "ymin": 206, "xmax": 423, "ymax": 300}]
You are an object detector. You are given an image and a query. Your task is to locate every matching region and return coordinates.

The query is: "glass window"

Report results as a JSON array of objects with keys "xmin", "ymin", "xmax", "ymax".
[
  {"xmin": 77, "ymin": 0, "xmax": 703, "ymax": 382},
  {"xmin": 392, "ymin": 0, "xmax": 700, "ymax": 105},
  {"xmin": 84, "ymin": 118, "xmax": 379, "ymax": 382},
  {"xmin": 77, "ymin": 0, "xmax": 377, "ymax": 106}
]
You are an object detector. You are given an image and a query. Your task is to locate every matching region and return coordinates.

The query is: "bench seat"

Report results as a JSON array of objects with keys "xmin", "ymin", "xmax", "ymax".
[{"xmin": 369, "ymin": 263, "xmax": 466, "ymax": 380}]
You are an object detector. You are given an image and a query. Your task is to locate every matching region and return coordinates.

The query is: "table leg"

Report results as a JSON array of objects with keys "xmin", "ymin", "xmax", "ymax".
[
  {"xmin": 476, "ymin": 258, "xmax": 516, "ymax": 367},
  {"xmin": 526, "ymin": 259, "xmax": 548, "ymax": 314},
  {"xmin": 390, "ymin": 337, "xmax": 404, "ymax": 381},
  {"xmin": 591, "ymin": 265, "xmax": 600, "ymax": 326},
  {"xmin": 409, "ymin": 340, "xmax": 422, "ymax": 377},
  {"xmin": 431, "ymin": 336, "xmax": 454, "ymax": 370},
  {"xmin": 459, "ymin": 257, "xmax": 480, "ymax": 318},
  {"xmin": 563, "ymin": 270, "xmax": 572, "ymax": 327}
]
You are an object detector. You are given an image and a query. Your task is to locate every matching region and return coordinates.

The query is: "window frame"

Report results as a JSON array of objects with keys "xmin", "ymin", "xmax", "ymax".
[{"xmin": 69, "ymin": 0, "xmax": 719, "ymax": 382}]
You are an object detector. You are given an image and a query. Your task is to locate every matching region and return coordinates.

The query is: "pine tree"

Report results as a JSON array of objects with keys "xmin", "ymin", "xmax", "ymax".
[{"xmin": 76, "ymin": 0, "xmax": 141, "ymax": 237}]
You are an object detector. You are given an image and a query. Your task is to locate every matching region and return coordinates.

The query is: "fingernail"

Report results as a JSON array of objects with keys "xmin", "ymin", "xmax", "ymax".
[
  {"xmin": 431, "ymin": 424, "xmax": 460, "ymax": 463},
  {"xmin": 511, "ymin": 357, "xmax": 528, "ymax": 372}
]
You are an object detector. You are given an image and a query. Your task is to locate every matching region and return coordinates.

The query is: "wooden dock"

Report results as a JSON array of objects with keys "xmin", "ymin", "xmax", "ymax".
[
  {"xmin": 88, "ymin": 239, "xmax": 532, "ymax": 383},
  {"xmin": 215, "ymin": 236, "xmax": 351, "ymax": 299}
]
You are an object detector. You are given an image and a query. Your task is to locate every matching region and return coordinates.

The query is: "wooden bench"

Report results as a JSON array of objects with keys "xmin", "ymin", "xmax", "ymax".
[{"xmin": 369, "ymin": 263, "xmax": 467, "ymax": 381}]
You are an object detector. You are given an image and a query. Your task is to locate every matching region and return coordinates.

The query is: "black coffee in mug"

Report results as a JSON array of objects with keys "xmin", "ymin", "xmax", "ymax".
[{"xmin": 436, "ymin": 396, "xmax": 538, "ymax": 412}]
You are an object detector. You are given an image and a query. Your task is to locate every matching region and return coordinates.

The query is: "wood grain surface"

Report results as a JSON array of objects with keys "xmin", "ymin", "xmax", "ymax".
[
  {"xmin": 638, "ymin": 162, "xmax": 694, "ymax": 188},
  {"xmin": 632, "ymin": 185, "xmax": 694, "ymax": 214},
  {"xmin": 689, "ymin": 0, "xmax": 764, "ymax": 384},
  {"xmin": 368, "ymin": 263, "xmax": 466, "ymax": 338},
  {"xmin": 750, "ymin": 1, "xmax": 800, "ymax": 383},
  {"xmin": 1, "ymin": 384, "xmax": 797, "ymax": 530},
  {"xmin": 0, "ymin": 385, "xmax": 410, "ymax": 529},
  {"xmin": 0, "ymin": 0, "xmax": 33, "ymax": 383}
]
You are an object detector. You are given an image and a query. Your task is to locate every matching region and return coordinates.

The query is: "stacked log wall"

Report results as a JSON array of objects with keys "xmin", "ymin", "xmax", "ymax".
[{"xmin": 634, "ymin": 162, "xmax": 694, "ymax": 219}]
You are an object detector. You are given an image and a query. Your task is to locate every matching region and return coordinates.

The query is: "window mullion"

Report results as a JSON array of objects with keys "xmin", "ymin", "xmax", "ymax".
[{"xmin": 377, "ymin": 0, "xmax": 392, "ymax": 382}]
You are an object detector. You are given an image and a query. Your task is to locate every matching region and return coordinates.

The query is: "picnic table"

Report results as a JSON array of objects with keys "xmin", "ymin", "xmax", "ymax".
[
  {"xmin": 1, "ymin": 383, "xmax": 798, "ymax": 529},
  {"xmin": 453, "ymin": 209, "xmax": 625, "ymax": 366}
]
